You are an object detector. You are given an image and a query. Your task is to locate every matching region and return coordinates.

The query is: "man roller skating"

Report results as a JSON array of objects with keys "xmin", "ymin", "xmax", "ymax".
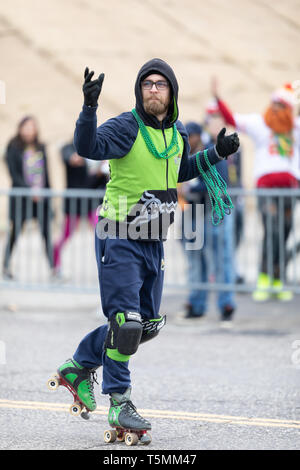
[{"xmin": 50, "ymin": 58, "xmax": 239, "ymax": 444}]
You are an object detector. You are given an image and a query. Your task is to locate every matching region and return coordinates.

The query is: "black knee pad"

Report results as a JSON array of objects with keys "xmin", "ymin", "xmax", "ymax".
[
  {"xmin": 105, "ymin": 311, "xmax": 143, "ymax": 358},
  {"xmin": 140, "ymin": 315, "xmax": 166, "ymax": 344}
]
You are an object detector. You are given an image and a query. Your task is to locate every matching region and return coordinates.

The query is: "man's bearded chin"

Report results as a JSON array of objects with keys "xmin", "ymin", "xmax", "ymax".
[
  {"xmin": 264, "ymin": 105, "xmax": 294, "ymax": 134},
  {"xmin": 144, "ymin": 98, "xmax": 169, "ymax": 117}
]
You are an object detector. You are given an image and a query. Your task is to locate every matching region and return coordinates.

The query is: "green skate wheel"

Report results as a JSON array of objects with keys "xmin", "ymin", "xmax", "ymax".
[
  {"xmin": 104, "ymin": 429, "xmax": 117, "ymax": 443},
  {"xmin": 125, "ymin": 432, "xmax": 139, "ymax": 446}
]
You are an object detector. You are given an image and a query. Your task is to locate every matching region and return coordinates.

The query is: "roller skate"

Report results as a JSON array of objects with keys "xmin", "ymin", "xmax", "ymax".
[
  {"xmin": 103, "ymin": 387, "xmax": 152, "ymax": 446},
  {"xmin": 47, "ymin": 358, "xmax": 98, "ymax": 420}
]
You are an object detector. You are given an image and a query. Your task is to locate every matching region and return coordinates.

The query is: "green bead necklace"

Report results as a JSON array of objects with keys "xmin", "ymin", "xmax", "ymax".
[
  {"xmin": 196, "ymin": 150, "xmax": 234, "ymax": 225},
  {"xmin": 131, "ymin": 108, "xmax": 180, "ymax": 160}
]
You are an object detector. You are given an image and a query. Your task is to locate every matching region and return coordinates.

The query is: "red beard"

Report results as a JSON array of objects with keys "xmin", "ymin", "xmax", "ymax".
[
  {"xmin": 264, "ymin": 106, "xmax": 293, "ymax": 134},
  {"xmin": 144, "ymin": 97, "xmax": 168, "ymax": 117}
]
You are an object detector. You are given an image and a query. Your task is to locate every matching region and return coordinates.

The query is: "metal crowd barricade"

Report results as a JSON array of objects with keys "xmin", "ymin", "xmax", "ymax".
[
  {"xmin": 0, "ymin": 187, "xmax": 300, "ymax": 294},
  {"xmin": 167, "ymin": 187, "xmax": 300, "ymax": 294},
  {"xmin": 0, "ymin": 187, "xmax": 104, "ymax": 292}
]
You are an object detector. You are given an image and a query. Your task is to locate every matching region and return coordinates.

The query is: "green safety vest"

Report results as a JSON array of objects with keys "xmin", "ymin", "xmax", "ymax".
[{"xmin": 99, "ymin": 125, "xmax": 184, "ymax": 240}]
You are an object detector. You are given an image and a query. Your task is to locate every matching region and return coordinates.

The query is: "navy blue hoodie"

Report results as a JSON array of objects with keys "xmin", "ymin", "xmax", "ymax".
[{"xmin": 73, "ymin": 59, "xmax": 222, "ymax": 239}]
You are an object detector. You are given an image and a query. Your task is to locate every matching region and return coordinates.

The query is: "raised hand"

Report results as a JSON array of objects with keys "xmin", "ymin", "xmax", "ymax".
[
  {"xmin": 82, "ymin": 67, "xmax": 105, "ymax": 107},
  {"xmin": 216, "ymin": 128, "xmax": 240, "ymax": 158}
]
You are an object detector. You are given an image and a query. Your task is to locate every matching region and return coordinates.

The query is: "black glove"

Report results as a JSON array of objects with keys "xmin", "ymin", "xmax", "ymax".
[
  {"xmin": 82, "ymin": 67, "xmax": 105, "ymax": 107},
  {"xmin": 216, "ymin": 128, "xmax": 240, "ymax": 158}
]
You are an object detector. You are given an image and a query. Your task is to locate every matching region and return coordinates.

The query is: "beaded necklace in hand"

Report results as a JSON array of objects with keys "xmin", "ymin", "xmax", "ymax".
[
  {"xmin": 131, "ymin": 108, "xmax": 180, "ymax": 160},
  {"xmin": 196, "ymin": 149, "xmax": 234, "ymax": 226}
]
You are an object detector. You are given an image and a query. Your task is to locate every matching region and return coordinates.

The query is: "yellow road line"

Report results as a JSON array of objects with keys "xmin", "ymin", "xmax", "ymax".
[{"xmin": 0, "ymin": 399, "xmax": 300, "ymax": 430}]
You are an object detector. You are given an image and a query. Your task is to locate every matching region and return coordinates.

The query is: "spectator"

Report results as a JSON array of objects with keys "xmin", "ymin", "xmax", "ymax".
[
  {"xmin": 204, "ymin": 100, "xmax": 245, "ymax": 284},
  {"xmin": 53, "ymin": 141, "xmax": 109, "ymax": 275},
  {"xmin": 2, "ymin": 116, "xmax": 54, "ymax": 279},
  {"xmin": 181, "ymin": 107, "xmax": 237, "ymax": 327},
  {"xmin": 177, "ymin": 122, "xmax": 203, "ymax": 213},
  {"xmin": 213, "ymin": 81, "xmax": 300, "ymax": 301}
]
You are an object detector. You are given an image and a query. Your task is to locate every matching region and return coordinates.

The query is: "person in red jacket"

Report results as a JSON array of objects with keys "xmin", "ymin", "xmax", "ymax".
[{"xmin": 211, "ymin": 79, "xmax": 300, "ymax": 301}]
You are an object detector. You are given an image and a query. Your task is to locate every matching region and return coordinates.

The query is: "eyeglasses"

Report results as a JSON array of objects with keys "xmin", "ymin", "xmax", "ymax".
[{"xmin": 141, "ymin": 80, "xmax": 169, "ymax": 91}]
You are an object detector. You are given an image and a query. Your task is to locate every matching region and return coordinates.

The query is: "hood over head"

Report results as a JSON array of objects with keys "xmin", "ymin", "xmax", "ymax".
[{"xmin": 134, "ymin": 58, "xmax": 179, "ymax": 129}]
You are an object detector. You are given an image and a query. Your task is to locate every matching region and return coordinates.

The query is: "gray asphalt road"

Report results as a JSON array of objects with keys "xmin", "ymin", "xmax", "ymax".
[{"xmin": 0, "ymin": 289, "xmax": 299, "ymax": 450}]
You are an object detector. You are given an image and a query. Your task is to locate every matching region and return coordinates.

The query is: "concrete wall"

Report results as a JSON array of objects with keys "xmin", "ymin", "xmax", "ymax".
[{"xmin": 0, "ymin": 0, "xmax": 299, "ymax": 193}]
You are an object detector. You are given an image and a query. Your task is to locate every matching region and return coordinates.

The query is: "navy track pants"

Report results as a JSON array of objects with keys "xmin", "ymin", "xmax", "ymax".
[{"xmin": 73, "ymin": 234, "xmax": 164, "ymax": 394}]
